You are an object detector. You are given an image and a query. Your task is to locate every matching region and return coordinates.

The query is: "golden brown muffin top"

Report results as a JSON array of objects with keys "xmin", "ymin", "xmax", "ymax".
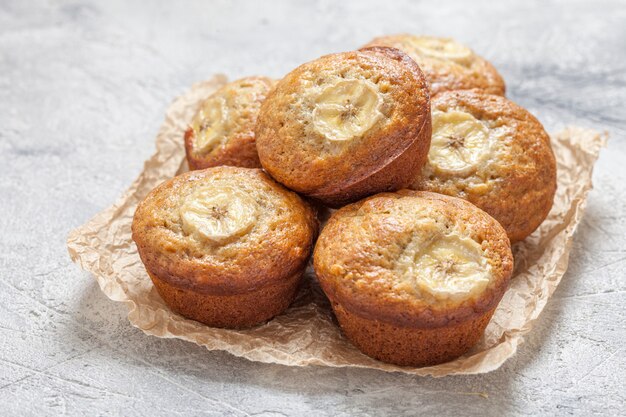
[
  {"xmin": 363, "ymin": 35, "xmax": 505, "ymax": 96},
  {"xmin": 314, "ymin": 191, "xmax": 513, "ymax": 328},
  {"xmin": 255, "ymin": 47, "xmax": 430, "ymax": 198},
  {"xmin": 185, "ymin": 77, "xmax": 275, "ymax": 168},
  {"xmin": 411, "ymin": 90, "xmax": 557, "ymax": 242},
  {"xmin": 132, "ymin": 167, "xmax": 318, "ymax": 295}
]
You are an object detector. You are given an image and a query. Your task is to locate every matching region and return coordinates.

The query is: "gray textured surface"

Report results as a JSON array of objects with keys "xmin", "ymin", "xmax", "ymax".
[{"xmin": 1, "ymin": 0, "xmax": 625, "ymax": 415}]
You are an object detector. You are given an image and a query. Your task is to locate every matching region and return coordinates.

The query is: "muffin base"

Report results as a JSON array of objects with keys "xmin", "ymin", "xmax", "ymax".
[
  {"xmin": 148, "ymin": 270, "xmax": 302, "ymax": 329},
  {"xmin": 332, "ymin": 302, "xmax": 496, "ymax": 367}
]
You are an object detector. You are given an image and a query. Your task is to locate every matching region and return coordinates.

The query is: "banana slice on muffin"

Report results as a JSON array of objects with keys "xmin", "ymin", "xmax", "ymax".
[
  {"xmin": 411, "ymin": 90, "xmax": 557, "ymax": 243},
  {"xmin": 314, "ymin": 190, "xmax": 513, "ymax": 367},
  {"xmin": 185, "ymin": 77, "xmax": 275, "ymax": 170},
  {"xmin": 312, "ymin": 79, "xmax": 384, "ymax": 141},
  {"xmin": 132, "ymin": 167, "xmax": 318, "ymax": 329},
  {"xmin": 363, "ymin": 35, "xmax": 505, "ymax": 96},
  {"xmin": 255, "ymin": 47, "xmax": 432, "ymax": 207}
]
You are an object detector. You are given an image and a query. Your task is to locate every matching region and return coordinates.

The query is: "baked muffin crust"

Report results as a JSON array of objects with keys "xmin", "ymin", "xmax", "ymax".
[
  {"xmin": 314, "ymin": 190, "xmax": 512, "ymax": 328},
  {"xmin": 411, "ymin": 90, "xmax": 557, "ymax": 242},
  {"xmin": 363, "ymin": 34, "xmax": 505, "ymax": 96},
  {"xmin": 185, "ymin": 77, "xmax": 275, "ymax": 170},
  {"xmin": 132, "ymin": 167, "xmax": 318, "ymax": 327},
  {"xmin": 255, "ymin": 47, "xmax": 431, "ymax": 207},
  {"xmin": 314, "ymin": 191, "xmax": 513, "ymax": 366}
]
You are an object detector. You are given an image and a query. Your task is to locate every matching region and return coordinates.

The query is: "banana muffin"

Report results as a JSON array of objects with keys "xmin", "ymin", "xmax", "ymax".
[
  {"xmin": 255, "ymin": 46, "xmax": 431, "ymax": 207},
  {"xmin": 314, "ymin": 190, "xmax": 513, "ymax": 367},
  {"xmin": 132, "ymin": 167, "xmax": 318, "ymax": 328},
  {"xmin": 363, "ymin": 34, "xmax": 505, "ymax": 96},
  {"xmin": 184, "ymin": 77, "xmax": 274, "ymax": 170},
  {"xmin": 411, "ymin": 90, "xmax": 557, "ymax": 243}
]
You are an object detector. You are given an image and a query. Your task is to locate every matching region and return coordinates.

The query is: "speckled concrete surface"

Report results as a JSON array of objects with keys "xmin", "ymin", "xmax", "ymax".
[{"xmin": 1, "ymin": 0, "xmax": 625, "ymax": 415}]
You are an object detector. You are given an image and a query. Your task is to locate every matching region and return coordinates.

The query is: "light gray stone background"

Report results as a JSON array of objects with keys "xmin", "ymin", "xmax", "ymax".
[{"xmin": 1, "ymin": 0, "xmax": 625, "ymax": 415}]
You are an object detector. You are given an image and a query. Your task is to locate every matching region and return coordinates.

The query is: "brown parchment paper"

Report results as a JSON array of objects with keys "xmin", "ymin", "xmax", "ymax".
[{"xmin": 67, "ymin": 76, "xmax": 607, "ymax": 376}]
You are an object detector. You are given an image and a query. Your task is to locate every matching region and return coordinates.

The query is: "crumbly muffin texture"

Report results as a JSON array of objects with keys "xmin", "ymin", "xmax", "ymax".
[
  {"xmin": 255, "ymin": 47, "xmax": 431, "ymax": 205},
  {"xmin": 185, "ymin": 77, "xmax": 275, "ymax": 170},
  {"xmin": 314, "ymin": 190, "xmax": 513, "ymax": 328},
  {"xmin": 363, "ymin": 34, "xmax": 505, "ymax": 96},
  {"xmin": 411, "ymin": 90, "xmax": 557, "ymax": 242},
  {"xmin": 132, "ymin": 167, "xmax": 318, "ymax": 294}
]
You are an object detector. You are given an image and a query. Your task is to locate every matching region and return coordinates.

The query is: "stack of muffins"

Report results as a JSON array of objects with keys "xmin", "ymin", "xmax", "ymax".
[{"xmin": 132, "ymin": 35, "xmax": 556, "ymax": 367}]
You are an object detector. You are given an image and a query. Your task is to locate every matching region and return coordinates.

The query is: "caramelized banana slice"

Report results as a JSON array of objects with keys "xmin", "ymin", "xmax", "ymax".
[
  {"xmin": 428, "ymin": 110, "xmax": 491, "ymax": 176},
  {"xmin": 180, "ymin": 185, "xmax": 258, "ymax": 244},
  {"xmin": 312, "ymin": 79, "xmax": 383, "ymax": 141}
]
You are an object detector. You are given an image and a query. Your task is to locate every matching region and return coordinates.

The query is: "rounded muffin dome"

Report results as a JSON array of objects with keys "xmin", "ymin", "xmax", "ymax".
[
  {"xmin": 411, "ymin": 90, "xmax": 557, "ymax": 242},
  {"xmin": 132, "ymin": 166, "xmax": 318, "ymax": 328},
  {"xmin": 255, "ymin": 46, "xmax": 432, "ymax": 207},
  {"xmin": 314, "ymin": 190, "xmax": 513, "ymax": 366},
  {"xmin": 363, "ymin": 34, "xmax": 505, "ymax": 96},
  {"xmin": 185, "ymin": 76, "xmax": 275, "ymax": 170}
]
